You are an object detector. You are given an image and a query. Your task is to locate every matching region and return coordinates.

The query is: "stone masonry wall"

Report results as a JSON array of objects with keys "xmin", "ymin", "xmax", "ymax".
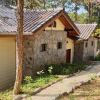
[
  {"xmin": 83, "ymin": 37, "xmax": 98, "ymax": 61},
  {"xmin": 74, "ymin": 41, "xmax": 84, "ymax": 63},
  {"xmin": 23, "ymin": 30, "xmax": 66, "ymax": 76}
]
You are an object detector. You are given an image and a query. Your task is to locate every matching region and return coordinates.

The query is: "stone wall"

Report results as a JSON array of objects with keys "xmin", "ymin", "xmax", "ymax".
[
  {"xmin": 83, "ymin": 37, "xmax": 98, "ymax": 61},
  {"xmin": 74, "ymin": 41, "xmax": 84, "ymax": 63},
  {"xmin": 23, "ymin": 36, "xmax": 35, "ymax": 76},
  {"xmin": 74, "ymin": 36, "xmax": 98, "ymax": 63},
  {"xmin": 23, "ymin": 30, "xmax": 66, "ymax": 76}
]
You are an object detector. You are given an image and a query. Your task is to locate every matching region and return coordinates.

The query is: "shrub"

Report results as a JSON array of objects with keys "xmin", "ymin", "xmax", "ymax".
[
  {"xmin": 24, "ymin": 76, "xmax": 33, "ymax": 84},
  {"xmin": 44, "ymin": 63, "xmax": 86, "ymax": 75},
  {"xmin": 94, "ymin": 54, "xmax": 100, "ymax": 61}
]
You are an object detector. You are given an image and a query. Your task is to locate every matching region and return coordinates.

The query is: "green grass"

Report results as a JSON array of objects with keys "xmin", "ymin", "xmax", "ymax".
[
  {"xmin": 0, "ymin": 75, "xmax": 59, "ymax": 100},
  {"xmin": 22, "ymin": 75, "xmax": 59, "ymax": 94},
  {"xmin": 0, "ymin": 89, "xmax": 13, "ymax": 100},
  {"xmin": 0, "ymin": 63, "xmax": 87, "ymax": 100}
]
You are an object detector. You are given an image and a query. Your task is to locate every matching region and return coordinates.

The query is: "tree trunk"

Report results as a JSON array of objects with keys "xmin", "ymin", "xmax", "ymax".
[
  {"xmin": 74, "ymin": 3, "xmax": 78, "ymax": 22},
  {"xmin": 13, "ymin": 0, "xmax": 24, "ymax": 95},
  {"xmin": 88, "ymin": 1, "xmax": 93, "ymax": 23},
  {"xmin": 43, "ymin": 0, "xmax": 46, "ymax": 9}
]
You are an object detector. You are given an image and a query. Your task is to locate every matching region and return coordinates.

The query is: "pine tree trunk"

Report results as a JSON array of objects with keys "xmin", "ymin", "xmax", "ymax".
[
  {"xmin": 43, "ymin": 0, "xmax": 46, "ymax": 9},
  {"xmin": 13, "ymin": 0, "xmax": 24, "ymax": 95},
  {"xmin": 74, "ymin": 3, "xmax": 78, "ymax": 22}
]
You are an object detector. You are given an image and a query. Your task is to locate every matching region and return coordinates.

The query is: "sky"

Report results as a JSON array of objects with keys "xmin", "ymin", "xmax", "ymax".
[
  {"xmin": 65, "ymin": 2, "xmax": 87, "ymax": 14},
  {"xmin": 78, "ymin": 6, "xmax": 87, "ymax": 14}
]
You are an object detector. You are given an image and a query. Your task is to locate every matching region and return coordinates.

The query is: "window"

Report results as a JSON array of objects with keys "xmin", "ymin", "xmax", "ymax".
[
  {"xmin": 53, "ymin": 21, "xmax": 56, "ymax": 27},
  {"xmin": 41, "ymin": 44, "xmax": 47, "ymax": 52},
  {"xmin": 85, "ymin": 42, "xmax": 88, "ymax": 48},
  {"xmin": 57, "ymin": 42, "xmax": 62, "ymax": 49},
  {"xmin": 91, "ymin": 41, "xmax": 94, "ymax": 46},
  {"xmin": 48, "ymin": 21, "xmax": 56, "ymax": 27},
  {"xmin": 48, "ymin": 23, "xmax": 53, "ymax": 27}
]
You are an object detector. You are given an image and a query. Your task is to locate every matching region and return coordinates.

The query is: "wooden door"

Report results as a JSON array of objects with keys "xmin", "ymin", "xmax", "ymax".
[{"xmin": 66, "ymin": 49, "xmax": 71, "ymax": 63}]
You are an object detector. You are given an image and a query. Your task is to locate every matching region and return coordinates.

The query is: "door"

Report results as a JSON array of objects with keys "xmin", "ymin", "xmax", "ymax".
[
  {"xmin": 66, "ymin": 49, "xmax": 71, "ymax": 63},
  {"xmin": 0, "ymin": 37, "xmax": 16, "ymax": 90}
]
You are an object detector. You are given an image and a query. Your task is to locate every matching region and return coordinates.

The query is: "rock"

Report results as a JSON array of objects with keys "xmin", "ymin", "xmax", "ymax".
[
  {"xmin": 13, "ymin": 95, "xmax": 23, "ymax": 100},
  {"xmin": 97, "ymin": 72, "xmax": 100, "ymax": 77}
]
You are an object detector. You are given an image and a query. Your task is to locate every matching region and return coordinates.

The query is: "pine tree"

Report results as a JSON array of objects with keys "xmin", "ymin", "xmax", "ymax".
[{"xmin": 13, "ymin": 0, "xmax": 24, "ymax": 95}]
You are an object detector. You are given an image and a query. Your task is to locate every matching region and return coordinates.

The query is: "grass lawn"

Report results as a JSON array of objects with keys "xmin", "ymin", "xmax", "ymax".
[
  {"xmin": 0, "ymin": 75, "xmax": 59, "ymax": 100},
  {"xmin": 59, "ymin": 78, "xmax": 100, "ymax": 100}
]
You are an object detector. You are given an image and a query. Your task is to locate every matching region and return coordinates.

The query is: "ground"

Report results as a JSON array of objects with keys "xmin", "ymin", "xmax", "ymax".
[
  {"xmin": 23, "ymin": 62, "xmax": 100, "ymax": 100},
  {"xmin": 59, "ymin": 78, "xmax": 100, "ymax": 100}
]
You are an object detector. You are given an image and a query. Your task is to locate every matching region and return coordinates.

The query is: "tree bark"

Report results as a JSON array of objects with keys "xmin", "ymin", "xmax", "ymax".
[
  {"xmin": 43, "ymin": 0, "xmax": 46, "ymax": 9},
  {"xmin": 13, "ymin": 0, "xmax": 24, "ymax": 95}
]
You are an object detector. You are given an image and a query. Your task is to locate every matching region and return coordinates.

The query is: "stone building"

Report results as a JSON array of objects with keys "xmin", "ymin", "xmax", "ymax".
[
  {"xmin": 74, "ymin": 24, "xmax": 98, "ymax": 63},
  {"xmin": 23, "ymin": 10, "xmax": 80, "ymax": 75},
  {"xmin": 0, "ymin": 6, "xmax": 80, "ymax": 89}
]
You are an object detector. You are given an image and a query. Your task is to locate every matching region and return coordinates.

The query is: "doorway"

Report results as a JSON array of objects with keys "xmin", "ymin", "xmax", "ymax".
[{"xmin": 66, "ymin": 49, "xmax": 71, "ymax": 63}]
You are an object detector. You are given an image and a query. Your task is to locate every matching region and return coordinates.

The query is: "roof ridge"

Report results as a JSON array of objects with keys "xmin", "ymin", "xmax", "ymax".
[{"xmin": 76, "ymin": 23, "xmax": 97, "ymax": 25}]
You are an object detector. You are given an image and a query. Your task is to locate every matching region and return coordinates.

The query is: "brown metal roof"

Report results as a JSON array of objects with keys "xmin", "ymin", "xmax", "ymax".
[{"xmin": 76, "ymin": 24, "xmax": 97, "ymax": 40}]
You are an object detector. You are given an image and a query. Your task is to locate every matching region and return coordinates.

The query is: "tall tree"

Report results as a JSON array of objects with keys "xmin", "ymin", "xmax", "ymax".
[
  {"xmin": 71, "ymin": 0, "xmax": 83, "ymax": 22},
  {"xmin": 0, "ymin": 0, "xmax": 16, "ymax": 6},
  {"xmin": 13, "ymin": 0, "xmax": 24, "ymax": 95},
  {"xmin": 24, "ymin": 0, "xmax": 42, "ymax": 9},
  {"xmin": 83, "ymin": 0, "xmax": 100, "ymax": 24}
]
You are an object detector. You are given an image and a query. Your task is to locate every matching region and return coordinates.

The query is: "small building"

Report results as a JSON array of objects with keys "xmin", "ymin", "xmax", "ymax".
[
  {"xmin": 74, "ymin": 24, "xmax": 98, "ymax": 63},
  {"xmin": 0, "ymin": 6, "xmax": 80, "ymax": 90}
]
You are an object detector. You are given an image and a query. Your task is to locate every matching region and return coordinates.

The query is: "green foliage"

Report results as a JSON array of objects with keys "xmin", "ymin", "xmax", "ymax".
[
  {"xmin": 22, "ymin": 75, "xmax": 59, "ymax": 94},
  {"xmin": 0, "ymin": 89, "xmax": 12, "ymax": 100},
  {"xmin": 94, "ymin": 54, "xmax": 100, "ymax": 61},
  {"xmin": 0, "ymin": 75, "xmax": 59, "ymax": 99},
  {"xmin": 24, "ymin": 0, "xmax": 42, "ymax": 9},
  {"xmin": 45, "ymin": 63, "xmax": 86, "ymax": 75},
  {"xmin": 68, "ymin": 13, "xmax": 88, "ymax": 23},
  {"xmin": 24, "ymin": 76, "xmax": 33, "ymax": 83}
]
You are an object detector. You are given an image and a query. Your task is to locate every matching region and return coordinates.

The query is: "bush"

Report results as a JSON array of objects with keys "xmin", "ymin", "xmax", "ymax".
[
  {"xmin": 44, "ymin": 63, "xmax": 86, "ymax": 75},
  {"xmin": 94, "ymin": 54, "xmax": 100, "ymax": 61},
  {"xmin": 24, "ymin": 76, "xmax": 33, "ymax": 84}
]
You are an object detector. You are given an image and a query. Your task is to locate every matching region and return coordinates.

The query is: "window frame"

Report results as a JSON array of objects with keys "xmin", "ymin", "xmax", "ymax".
[
  {"xmin": 91, "ymin": 41, "xmax": 94, "ymax": 46},
  {"xmin": 41, "ymin": 43, "xmax": 47, "ymax": 52},
  {"xmin": 53, "ymin": 21, "xmax": 56, "ymax": 27},
  {"xmin": 85, "ymin": 42, "xmax": 88, "ymax": 48},
  {"xmin": 57, "ymin": 42, "xmax": 62, "ymax": 49},
  {"xmin": 48, "ymin": 21, "xmax": 56, "ymax": 28}
]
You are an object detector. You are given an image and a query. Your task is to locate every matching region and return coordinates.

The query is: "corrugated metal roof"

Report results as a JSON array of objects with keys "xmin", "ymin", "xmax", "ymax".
[
  {"xmin": 76, "ymin": 24, "xmax": 97, "ymax": 40},
  {"xmin": 0, "ymin": 5, "xmax": 62, "ymax": 35}
]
